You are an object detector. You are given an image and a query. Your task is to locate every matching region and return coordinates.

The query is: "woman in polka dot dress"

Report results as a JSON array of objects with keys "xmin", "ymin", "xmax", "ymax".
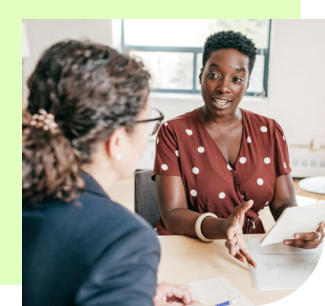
[{"xmin": 153, "ymin": 31, "xmax": 324, "ymax": 266}]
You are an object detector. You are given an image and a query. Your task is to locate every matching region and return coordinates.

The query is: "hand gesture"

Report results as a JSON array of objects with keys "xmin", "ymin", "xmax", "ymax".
[{"xmin": 224, "ymin": 200, "xmax": 257, "ymax": 268}]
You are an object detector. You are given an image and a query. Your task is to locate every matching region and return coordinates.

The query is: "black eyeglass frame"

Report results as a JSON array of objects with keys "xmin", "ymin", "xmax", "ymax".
[{"xmin": 134, "ymin": 108, "xmax": 165, "ymax": 136}]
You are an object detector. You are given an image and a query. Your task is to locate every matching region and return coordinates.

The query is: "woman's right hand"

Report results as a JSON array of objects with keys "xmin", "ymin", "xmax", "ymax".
[{"xmin": 224, "ymin": 200, "xmax": 257, "ymax": 268}]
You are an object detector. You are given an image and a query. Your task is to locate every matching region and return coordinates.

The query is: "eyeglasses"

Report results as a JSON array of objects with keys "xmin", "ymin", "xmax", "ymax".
[{"xmin": 135, "ymin": 108, "xmax": 165, "ymax": 136}]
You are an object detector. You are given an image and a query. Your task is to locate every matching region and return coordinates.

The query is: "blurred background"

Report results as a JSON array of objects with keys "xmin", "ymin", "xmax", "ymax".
[{"xmin": 22, "ymin": 19, "xmax": 325, "ymax": 178}]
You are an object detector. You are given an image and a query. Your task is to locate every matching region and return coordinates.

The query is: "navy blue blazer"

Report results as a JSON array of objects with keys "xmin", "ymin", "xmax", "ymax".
[{"xmin": 23, "ymin": 172, "xmax": 160, "ymax": 306}]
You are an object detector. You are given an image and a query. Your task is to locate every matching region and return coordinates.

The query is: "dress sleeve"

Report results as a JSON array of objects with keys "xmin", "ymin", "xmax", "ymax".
[
  {"xmin": 75, "ymin": 228, "xmax": 160, "ymax": 306},
  {"xmin": 274, "ymin": 121, "xmax": 292, "ymax": 177},
  {"xmin": 153, "ymin": 123, "xmax": 181, "ymax": 180}
]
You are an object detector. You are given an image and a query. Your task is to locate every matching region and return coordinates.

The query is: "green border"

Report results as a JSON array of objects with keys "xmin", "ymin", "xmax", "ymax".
[
  {"xmin": 1, "ymin": 19, "xmax": 22, "ymax": 285},
  {"xmin": 18, "ymin": 0, "xmax": 301, "ymax": 18},
  {"xmin": 3, "ymin": 0, "xmax": 301, "ymax": 286}
]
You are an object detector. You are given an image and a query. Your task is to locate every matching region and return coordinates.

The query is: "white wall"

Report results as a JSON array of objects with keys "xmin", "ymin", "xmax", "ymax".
[
  {"xmin": 267, "ymin": 19, "xmax": 325, "ymax": 146},
  {"xmin": 22, "ymin": 19, "xmax": 113, "ymax": 99}
]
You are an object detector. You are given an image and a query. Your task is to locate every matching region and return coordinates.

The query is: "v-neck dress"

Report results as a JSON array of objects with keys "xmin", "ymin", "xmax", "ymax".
[{"xmin": 153, "ymin": 108, "xmax": 291, "ymax": 234}]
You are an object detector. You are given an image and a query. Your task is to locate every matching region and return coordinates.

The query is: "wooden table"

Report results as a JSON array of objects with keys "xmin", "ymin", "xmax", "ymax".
[
  {"xmin": 157, "ymin": 234, "xmax": 293, "ymax": 306},
  {"xmin": 156, "ymin": 185, "xmax": 323, "ymax": 305}
]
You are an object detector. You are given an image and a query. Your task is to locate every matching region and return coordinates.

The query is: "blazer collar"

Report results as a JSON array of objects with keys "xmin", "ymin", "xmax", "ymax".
[{"xmin": 81, "ymin": 170, "xmax": 109, "ymax": 199}]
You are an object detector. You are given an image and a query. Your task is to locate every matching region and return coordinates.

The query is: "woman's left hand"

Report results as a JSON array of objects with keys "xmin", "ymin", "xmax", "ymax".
[{"xmin": 283, "ymin": 222, "xmax": 324, "ymax": 249}]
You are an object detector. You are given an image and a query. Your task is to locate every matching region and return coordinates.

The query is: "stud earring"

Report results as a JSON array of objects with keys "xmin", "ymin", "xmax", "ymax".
[{"xmin": 115, "ymin": 154, "xmax": 122, "ymax": 161}]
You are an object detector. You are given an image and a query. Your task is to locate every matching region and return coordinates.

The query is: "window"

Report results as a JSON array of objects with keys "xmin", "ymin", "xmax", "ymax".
[{"xmin": 121, "ymin": 19, "xmax": 271, "ymax": 96}]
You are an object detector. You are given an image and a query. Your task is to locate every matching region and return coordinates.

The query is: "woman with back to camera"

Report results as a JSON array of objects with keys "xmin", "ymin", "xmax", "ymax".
[
  {"xmin": 153, "ymin": 31, "xmax": 324, "ymax": 265},
  {"xmin": 22, "ymin": 40, "xmax": 202, "ymax": 306}
]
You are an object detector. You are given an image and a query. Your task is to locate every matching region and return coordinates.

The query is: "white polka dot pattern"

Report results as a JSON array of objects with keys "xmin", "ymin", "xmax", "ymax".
[
  {"xmin": 164, "ymin": 122, "xmax": 168, "ymax": 126},
  {"xmin": 283, "ymin": 162, "xmax": 287, "ymax": 169},
  {"xmin": 265, "ymin": 201, "xmax": 269, "ymax": 206},
  {"xmin": 156, "ymin": 137, "xmax": 159, "ymax": 144},
  {"xmin": 192, "ymin": 167, "xmax": 199, "ymax": 174},
  {"xmin": 197, "ymin": 146, "xmax": 205, "ymax": 153},
  {"xmin": 264, "ymin": 157, "xmax": 271, "ymax": 164},
  {"xmin": 186, "ymin": 129, "xmax": 193, "ymax": 136},
  {"xmin": 161, "ymin": 164, "xmax": 168, "ymax": 171},
  {"xmin": 227, "ymin": 164, "xmax": 232, "ymax": 171},
  {"xmin": 219, "ymin": 192, "xmax": 226, "ymax": 199},
  {"xmin": 175, "ymin": 150, "xmax": 179, "ymax": 157},
  {"xmin": 247, "ymin": 136, "xmax": 252, "ymax": 143},
  {"xmin": 239, "ymin": 157, "xmax": 246, "ymax": 164},
  {"xmin": 257, "ymin": 178, "xmax": 264, "ymax": 186},
  {"xmin": 260, "ymin": 126, "xmax": 268, "ymax": 132},
  {"xmin": 190, "ymin": 189, "xmax": 197, "ymax": 197},
  {"xmin": 283, "ymin": 135, "xmax": 286, "ymax": 141}
]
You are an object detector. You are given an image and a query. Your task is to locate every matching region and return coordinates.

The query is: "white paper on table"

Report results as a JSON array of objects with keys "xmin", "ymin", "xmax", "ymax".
[
  {"xmin": 260, "ymin": 202, "xmax": 325, "ymax": 246},
  {"xmin": 246, "ymin": 238, "xmax": 323, "ymax": 290},
  {"xmin": 187, "ymin": 277, "xmax": 253, "ymax": 306}
]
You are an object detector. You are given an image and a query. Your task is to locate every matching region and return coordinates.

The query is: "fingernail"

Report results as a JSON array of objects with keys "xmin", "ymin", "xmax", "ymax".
[
  {"xmin": 284, "ymin": 241, "xmax": 291, "ymax": 245},
  {"xmin": 295, "ymin": 234, "xmax": 300, "ymax": 239}
]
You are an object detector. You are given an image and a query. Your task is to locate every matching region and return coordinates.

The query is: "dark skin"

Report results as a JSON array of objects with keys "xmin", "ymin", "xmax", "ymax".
[{"xmin": 157, "ymin": 48, "xmax": 324, "ymax": 267}]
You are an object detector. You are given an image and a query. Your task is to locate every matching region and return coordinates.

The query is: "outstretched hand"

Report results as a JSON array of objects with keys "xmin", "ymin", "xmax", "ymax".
[
  {"xmin": 224, "ymin": 200, "xmax": 257, "ymax": 268},
  {"xmin": 283, "ymin": 222, "xmax": 324, "ymax": 249}
]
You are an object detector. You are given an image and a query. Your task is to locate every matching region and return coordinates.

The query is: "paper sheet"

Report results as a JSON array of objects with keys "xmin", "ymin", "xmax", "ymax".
[
  {"xmin": 187, "ymin": 277, "xmax": 253, "ymax": 306},
  {"xmin": 260, "ymin": 202, "xmax": 325, "ymax": 246},
  {"xmin": 246, "ymin": 238, "xmax": 323, "ymax": 290}
]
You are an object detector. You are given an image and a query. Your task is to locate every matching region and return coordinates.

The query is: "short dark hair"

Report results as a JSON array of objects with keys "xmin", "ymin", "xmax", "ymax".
[
  {"xmin": 202, "ymin": 31, "xmax": 257, "ymax": 75},
  {"xmin": 23, "ymin": 40, "xmax": 150, "ymax": 203}
]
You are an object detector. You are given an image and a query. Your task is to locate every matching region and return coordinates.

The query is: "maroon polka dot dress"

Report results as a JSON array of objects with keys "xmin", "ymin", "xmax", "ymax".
[{"xmin": 153, "ymin": 108, "xmax": 291, "ymax": 235}]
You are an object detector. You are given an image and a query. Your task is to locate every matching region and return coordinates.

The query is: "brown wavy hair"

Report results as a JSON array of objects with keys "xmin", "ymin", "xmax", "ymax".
[{"xmin": 23, "ymin": 40, "xmax": 150, "ymax": 204}]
